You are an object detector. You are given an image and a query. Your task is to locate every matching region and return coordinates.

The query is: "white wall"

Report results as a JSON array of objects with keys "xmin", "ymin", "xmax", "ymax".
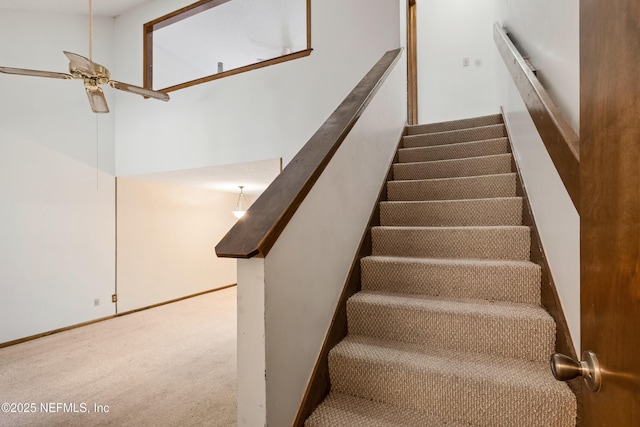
[
  {"xmin": 399, "ymin": 0, "xmax": 407, "ymax": 47},
  {"xmin": 417, "ymin": 0, "xmax": 500, "ymax": 123},
  {"xmin": 495, "ymin": 0, "xmax": 580, "ymax": 352},
  {"xmin": 0, "ymin": 11, "xmax": 116, "ymax": 343},
  {"xmin": 236, "ymin": 49, "xmax": 406, "ymax": 427},
  {"xmin": 116, "ymin": 179, "xmax": 238, "ymax": 313},
  {"xmin": 0, "ymin": 0, "xmax": 402, "ymax": 344},
  {"xmin": 236, "ymin": 258, "xmax": 266, "ymax": 427},
  {"xmin": 495, "ymin": 0, "xmax": 579, "ymax": 132},
  {"xmin": 114, "ymin": 0, "xmax": 402, "ymax": 176}
]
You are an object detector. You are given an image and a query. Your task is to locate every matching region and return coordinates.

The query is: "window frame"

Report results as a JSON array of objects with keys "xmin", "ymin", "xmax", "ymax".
[{"xmin": 143, "ymin": 0, "xmax": 312, "ymax": 93}]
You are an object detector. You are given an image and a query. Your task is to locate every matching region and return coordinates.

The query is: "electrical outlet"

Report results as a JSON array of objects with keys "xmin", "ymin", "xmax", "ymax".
[
  {"xmin": 463, "ymin": 57, "xmax": 470, "ymax": 67},
  {"xmin": 94, "ymin": 298, "xmax": 100, "ymax": 306},
  {"xmin": 112, "ymin": 294, "xmax": 118, "ymax": 303}
]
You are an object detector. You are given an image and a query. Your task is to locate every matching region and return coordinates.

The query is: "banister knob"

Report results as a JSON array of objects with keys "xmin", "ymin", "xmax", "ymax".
[{"xmin": 550, "ymin": 350, "xmax": 602, "ymax": 392}]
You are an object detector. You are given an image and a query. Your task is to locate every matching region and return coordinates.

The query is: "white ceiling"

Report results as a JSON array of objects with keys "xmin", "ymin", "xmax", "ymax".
[
  {"xmin": 0, "ymin": 0, "xmax": 149, "ymax": 17},
  {"xmin": 126, "ymin": 158, "xmax": 282, "ymax": 196}
]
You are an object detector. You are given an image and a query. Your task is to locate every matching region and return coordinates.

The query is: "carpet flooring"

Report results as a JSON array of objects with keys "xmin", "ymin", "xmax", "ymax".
[
  {"xmin": 306, "ymin": 114, "xmax": 576, "ymax": 426},
  {"xmin": 0, "ymin": 287, "xmax": 237, "ymax": 427}
]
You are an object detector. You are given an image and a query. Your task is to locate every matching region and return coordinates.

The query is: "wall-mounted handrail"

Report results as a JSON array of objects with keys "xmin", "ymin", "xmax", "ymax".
[
  {"xmin": 494, "ymin": 22, "xmax": 580, "ymax": 212},
  {"xmin": 215, "ymin": 48, "xmax": 403, "ymax": 259}
]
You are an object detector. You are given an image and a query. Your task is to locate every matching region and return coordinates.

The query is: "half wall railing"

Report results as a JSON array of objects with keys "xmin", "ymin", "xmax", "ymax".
[
  {"xmin": 216, "ymin": 49, "xmax": 403, "ymax": 259},
  {"xmin": 215, "ymin": 48, "xmax": 407, "ymax": 427}
]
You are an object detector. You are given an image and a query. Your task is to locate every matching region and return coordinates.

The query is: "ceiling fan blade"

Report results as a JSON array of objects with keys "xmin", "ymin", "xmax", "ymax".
[
  {"xmin": 84, "ymin": 83, "xmax": 109, "ymax": 113},
  {"xmin": 109, "ymin": 80, "xmax": 170, "ymax": 102},
  {"xmin": 63, "ymin": 51, "xmax": 109, "ymax": 78},
  {"xmin": 64, "ymin": 51, "xmax": 94, "ymax": 70},
  {"xmin": 0, "ymin": 66, "xmax": 73, "ymax": 80}
]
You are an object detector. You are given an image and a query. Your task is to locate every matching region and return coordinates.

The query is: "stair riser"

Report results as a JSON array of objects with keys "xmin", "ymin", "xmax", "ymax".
[
  {"xmin": 387, "ymin": 174, "xmax": 517, "ymax": 201},
  {"xmin": 372, "ymin": 227, "xmax": 531, "ymax": 260},
  {"xmin": 361, "ymin": 258, "xmax": 541, "ymax": 304},
  {"xmin": 403, "ymin": 124, "xmax": 507, "ymax": 148},
  {"xmin": 309, "ymin": 112, "xmax": 576, "ymax": 427},
  {"xmin": 398, "ymin": 138, "xmax": 509, "ymax": 163},
  {"xmin": 305, "ymin": 393, "xmax": 467, "ymax": 427},
  {"xmin": 406, "ymin": 114, "xmax": 503, "ymax": 135},
  {"xmin": 347, "ymin": 299, "xmax": 555, "ymax": 361},
  {"xmin": 380, "ymin": 198, "xmax": 523, "ymax": 227},
  {"xmin": 393, "ymin": 154, "xmax": 512, "ymax": 180},
  {"xmin": 329, "ymin": 352, "xmax": 576, "ymax": 427}
]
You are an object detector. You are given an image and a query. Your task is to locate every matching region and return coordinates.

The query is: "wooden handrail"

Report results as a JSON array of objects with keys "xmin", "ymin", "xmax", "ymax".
[
  {"xmin": 494, "ymin": 23, "xmax": 580, "ymax": 212},
  {"xmin": 215, "ymin": 48, "xmax": 403, "ymax": 258}
]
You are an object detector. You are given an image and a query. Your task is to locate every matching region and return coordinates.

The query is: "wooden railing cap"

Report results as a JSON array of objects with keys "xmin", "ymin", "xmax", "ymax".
[{"xmin": 215, "ymin": 48, "xmax": 403, "ymax": 259}]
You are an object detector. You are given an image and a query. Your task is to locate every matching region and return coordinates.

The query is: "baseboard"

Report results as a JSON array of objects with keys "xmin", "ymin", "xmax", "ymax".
[
  {"xmin": 0, "ymin": 284, "xmax": 236, "ymax": 349},
  {"xmin": 501, "ymin": 108, "xmax": 582, "ymax": 426},
  {"xmin": 0, "ymin": 315, "xmax": 116, "ymax": 349},
  {"xmin": 292, "ymin": 133, "xmax": 403, "ymax": 426},
  {"xmin": 116, "ymin": 284, "xmax": 236, "ymax": 317}
]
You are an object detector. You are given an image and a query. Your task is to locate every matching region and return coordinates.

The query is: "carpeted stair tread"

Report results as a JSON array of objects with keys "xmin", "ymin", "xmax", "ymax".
[
  {"xmin": 372, "ymin": 226, "xmax": 531, "ymax": 260},
  {"xmin": 405, "ymin": 114, "xmax": 503, "ymax": 135},
  {"xmin": 387, "ymin": 173, "xmax": 517, "ymax": 201},
  {"xmin": 305, "ymin": 392, "xmax": 467, "ymax": 427},
  {"xmin": 347, "ymin": 291, "xmax": 554, "ymax": 361},
  {"xmin": 306, "ymin": 114, "xmax": 576, "ymax": 427},
  {"xmin": 398, "ymin": 137, "xmax": 509, "ymax": 163},
  {"xmin": 361, "ymin": 255, "xmax": 541, "ymax": 304},
  {"xmin": 380, "ymin": 197, "xmax": 523, "ymax": 227},
  {"xmin": 393, "ymin": 153, "xmax": 512, "ymax": 180},
  {"xmin": 328, "ymin": 335, "xmax": 576, "ymax": 427},
  {"xmin": 403, "ymin": 124, "xmax": 507, "ymax": 148}
]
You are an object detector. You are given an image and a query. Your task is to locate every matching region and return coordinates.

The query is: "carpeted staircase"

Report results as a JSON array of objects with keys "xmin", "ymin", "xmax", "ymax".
[{"xmin": 305, "ymin": 114, "xmax": 576, "ymax": 427}]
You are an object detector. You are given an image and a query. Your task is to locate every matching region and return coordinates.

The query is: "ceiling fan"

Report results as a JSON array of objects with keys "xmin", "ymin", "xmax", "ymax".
[{"xmin": 0, "ymin": 0, "xmax": 170, "ymax": 113}]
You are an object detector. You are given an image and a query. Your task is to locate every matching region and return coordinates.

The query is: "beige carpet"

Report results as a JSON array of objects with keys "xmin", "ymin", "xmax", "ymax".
[
  {"xmin": 405, "ymin": 114, "xmax": 504, "ymax": 135},
  {"xmin": 306, "ymin": 114, "xmax": 576, "ymax": 426},
  {"xmin": 0, "ymin": 287, "xmax": 237, "ymax": 427},
  {"xmin": 402, "ymin": 123, "xmax": 507, "ymax": 148}
]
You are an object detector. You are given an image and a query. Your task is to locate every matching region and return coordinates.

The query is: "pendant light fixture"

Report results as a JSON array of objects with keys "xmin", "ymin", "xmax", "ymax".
[{"xmin": 232, "ymin": 185, "xmax": 248, "ymax": 218}]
